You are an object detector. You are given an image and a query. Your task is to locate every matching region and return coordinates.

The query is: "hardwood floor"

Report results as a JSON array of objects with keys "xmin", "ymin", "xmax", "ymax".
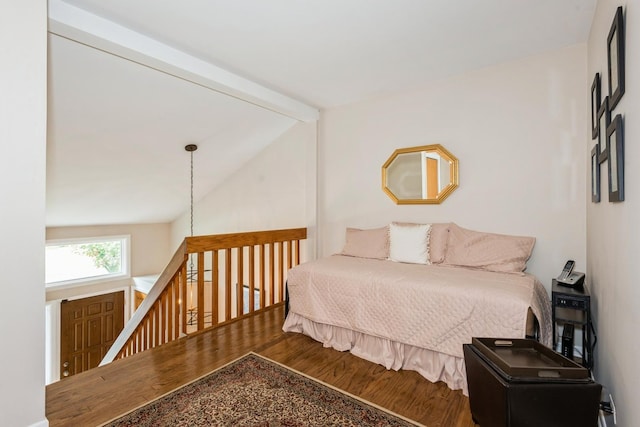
[{"xmin": 46, "ymin": 304, "xmax": 476, "ymax": 426}]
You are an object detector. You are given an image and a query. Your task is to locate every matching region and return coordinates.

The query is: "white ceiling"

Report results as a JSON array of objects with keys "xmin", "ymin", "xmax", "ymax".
[
  {"xmin": 46, "ymin": 0, "xmax": 596, "ymax": 227},
  {"xmin": 47, "ymin": 34, "xmax": 296, "ymax": 226}
]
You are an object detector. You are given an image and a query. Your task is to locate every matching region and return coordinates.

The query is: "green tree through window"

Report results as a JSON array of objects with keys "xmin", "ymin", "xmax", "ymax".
[{"xmin": 73, "ymin": 241, "xmax": 122, "ymax": 273}]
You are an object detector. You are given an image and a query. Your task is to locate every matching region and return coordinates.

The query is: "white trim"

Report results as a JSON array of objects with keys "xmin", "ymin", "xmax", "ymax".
[
  {"xmin": 28, "ymin": 419, "xmax": 49, "ymax": 427},
  {"xmin": 45, "ymin": 273, "xmax": 130, "ymax": 291},
  {"xmin": 44, "ymin": 301, "xmax": 60, "ymax": 385},
  {"xmin": 47, "ymin": 0, "xmax": 319, "ymax": 123}
]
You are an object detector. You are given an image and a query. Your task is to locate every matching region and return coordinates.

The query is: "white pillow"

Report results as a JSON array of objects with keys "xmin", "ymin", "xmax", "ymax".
[{"xmin": 389, "ymin": 222, "xmax": 432, "ymax": 264}]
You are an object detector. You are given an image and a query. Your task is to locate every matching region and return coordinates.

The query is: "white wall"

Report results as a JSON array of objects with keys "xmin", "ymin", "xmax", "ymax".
[
  {"xmin": 587, "ymin": 2, "xmax": 638, "ymax": 425},
  {"xmin": 171, "ymin": 122, "xmax": 317, "ymax": 258},
  {"xmin": 0, "ymin": 2, "xmax": 48, "ymax": 426},
  {"xmin": 318, "ymin": 45, "xmax": 587, "ymax": 289}
]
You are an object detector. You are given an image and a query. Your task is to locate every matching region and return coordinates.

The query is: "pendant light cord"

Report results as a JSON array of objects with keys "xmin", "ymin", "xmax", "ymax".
[
  {"xmin": 185, "ymin": 144, "xmax": 198, "ymax": 272},
  {"xmin": 190, "ymin": 148, "xmax": 194, "ymax": 238}
]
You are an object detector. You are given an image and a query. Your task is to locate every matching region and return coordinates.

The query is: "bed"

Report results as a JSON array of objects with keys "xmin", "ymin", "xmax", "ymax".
[{"xmin": 283, "ymin": 222, "xmax": 552, "ymax": 395}]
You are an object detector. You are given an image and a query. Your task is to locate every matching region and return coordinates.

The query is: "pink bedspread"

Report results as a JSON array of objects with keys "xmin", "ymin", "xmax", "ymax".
[{"xmin": 285, "ymin": 255, "xmax": 552, "ymax": 359}]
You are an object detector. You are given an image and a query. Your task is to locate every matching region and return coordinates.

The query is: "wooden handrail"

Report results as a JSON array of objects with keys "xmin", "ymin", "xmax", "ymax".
[
  {"xmin": 185, "ymin": 228, "xmax": 307, "ymax": 252},
  {"xmin": 100, "ymin": 227, "xmax": 307, "ymax": 365}
]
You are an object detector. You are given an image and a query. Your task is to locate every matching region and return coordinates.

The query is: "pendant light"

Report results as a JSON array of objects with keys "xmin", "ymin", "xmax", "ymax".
[{"xmin": 185, "ymin": 144, "xmax": 198, "ymax": 325}]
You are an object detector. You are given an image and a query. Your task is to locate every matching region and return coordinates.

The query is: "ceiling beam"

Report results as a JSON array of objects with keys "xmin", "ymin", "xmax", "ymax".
[{"xmin": 48, "ymin": 0, "xmax": 319, "ymax": 122}]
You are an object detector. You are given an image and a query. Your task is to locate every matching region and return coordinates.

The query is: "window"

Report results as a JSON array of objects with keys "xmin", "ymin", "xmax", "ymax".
[{"xmin": 45, "ymin": 235, "xmax": 130, "ymax": 287}]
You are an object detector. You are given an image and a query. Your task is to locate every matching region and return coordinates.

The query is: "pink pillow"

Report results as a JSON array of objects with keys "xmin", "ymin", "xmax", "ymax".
[
  {"xmin": 442, "ymin": 223, "xmax": 535, "ymax": 274},
  {"xmin": 341, "ymin": 226, "xmax": 389, "ymax": 260},
  {"xmin": 429, "ymin": 223, "xmax": 451, "ymax": 264}
]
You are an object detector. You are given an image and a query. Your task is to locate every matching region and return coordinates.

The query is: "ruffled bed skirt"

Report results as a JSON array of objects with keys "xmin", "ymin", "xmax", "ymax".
[{"xmin": 283, "ymin": 312, "xmax": 469, "ymax": 396}]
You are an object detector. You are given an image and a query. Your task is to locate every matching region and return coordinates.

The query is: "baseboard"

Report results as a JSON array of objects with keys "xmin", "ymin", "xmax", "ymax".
[{"xmin": 29, "ymin": 419, "xmax": 49, "ymax": 427}]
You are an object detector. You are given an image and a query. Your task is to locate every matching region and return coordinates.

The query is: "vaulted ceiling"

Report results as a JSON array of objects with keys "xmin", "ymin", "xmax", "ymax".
[{"xmin": 46, "ymin": 0, "xmax": 596, "ymax": 227}]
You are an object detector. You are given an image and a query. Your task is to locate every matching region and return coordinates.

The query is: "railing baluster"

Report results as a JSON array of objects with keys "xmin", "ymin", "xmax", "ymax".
[
  {"xmin": 212, "ymin": 250, "xmax": 219, "ymax": 325},
  {"xmin": 225, "ymin": 248, "xmax": 232, "ymax": 321},
  {"xmin": 145, "ymin": 317, "xmax": 151, "ymax": 350},
  {"xmin": 153, "ymin": 306, "xmax": 159, "ymax": 348},
  {"xmin": 166, "ymin": 283, "xmax": 173, "ymax": 343},
  {"xmin": 137, "ymin": 324, "xmax": 142, "ymax": 352},
  {"xmin": 249, "ymin": 246, "xmax": 255, "ymax": 313},
  {"xmin": 278, "ymin": 241, "xmax": 284, "ymax": 302},
  {"xmin": 173, "ymin": 278, "xmax": 180, "ymax": 340},
  {"xmin": 140, "ymin": 320, "xmax": 146, "ymax": 351},
  {"xmin": 160, "ymin": 290, "xmax": 167, "ymax": 345},
  {"xmin": 269, "ymin": 242, "xmax": 275, "ymax": 305},
  {"xmin": 259, "ymin": 244, "xmax": 266, "ymax": 309},
  {"xmin": 181, "ymin": 265, "xmax": 187, "ymax": 335},
  {"xmin": 197, "ymin": 252, "xmax": 205, "ymax": 331},
  {"xmin": 237, "ymin": 246, "xmax": 244, "ymax": 317}
]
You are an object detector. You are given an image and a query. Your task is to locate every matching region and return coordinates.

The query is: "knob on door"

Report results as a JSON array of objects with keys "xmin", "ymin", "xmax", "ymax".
[{"xmin": 62, "ymin": 361, "xmax": 70, "ymax": 377}]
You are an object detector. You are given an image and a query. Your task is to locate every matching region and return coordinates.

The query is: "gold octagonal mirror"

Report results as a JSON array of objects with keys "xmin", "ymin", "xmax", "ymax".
[{"xmin": 382, "ymin": 144, "xmax": 459, "ymax": 204}]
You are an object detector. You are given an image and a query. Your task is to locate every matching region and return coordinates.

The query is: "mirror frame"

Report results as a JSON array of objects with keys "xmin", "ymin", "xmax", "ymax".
[{"xmin": 381, "ymin": 143, "xmax": 459, "ymax": 204}]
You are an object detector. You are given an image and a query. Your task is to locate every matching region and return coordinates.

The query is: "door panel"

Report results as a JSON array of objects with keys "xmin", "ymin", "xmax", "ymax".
[{"xmin": 60, "ymin": 291, "xmax": 124, "ymax": 379}]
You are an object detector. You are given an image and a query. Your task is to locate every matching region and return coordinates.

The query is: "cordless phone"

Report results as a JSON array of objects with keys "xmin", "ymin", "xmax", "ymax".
[
  {"xmin": 556, "ymin": 260, "xmax": 584, "ymax": 288},
  {"xmin": 557, "ymin": 260, "xmax": 575, "ymax": 281}
]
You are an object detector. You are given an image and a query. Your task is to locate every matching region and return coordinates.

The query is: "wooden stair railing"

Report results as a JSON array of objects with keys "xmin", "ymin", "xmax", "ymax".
[{"xmin": 100, "ymin": 227, "xmax": 307, "ymax": 365}]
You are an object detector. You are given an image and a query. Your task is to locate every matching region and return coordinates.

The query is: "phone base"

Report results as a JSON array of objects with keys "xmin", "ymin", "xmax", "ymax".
[{"xmin": 555, "ymin": 272, "xmax": 585, "ymax": 288}]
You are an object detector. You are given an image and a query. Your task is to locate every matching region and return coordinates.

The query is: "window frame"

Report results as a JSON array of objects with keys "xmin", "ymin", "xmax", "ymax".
[{"xmin": 45, "ymin": 234, "xmax": 131, "ymax": 289}]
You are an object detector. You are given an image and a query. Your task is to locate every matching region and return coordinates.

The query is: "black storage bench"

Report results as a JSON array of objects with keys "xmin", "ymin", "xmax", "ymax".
[{"xmin": 463, "ymin": 337, "xmax": 601, "ymax": 427}]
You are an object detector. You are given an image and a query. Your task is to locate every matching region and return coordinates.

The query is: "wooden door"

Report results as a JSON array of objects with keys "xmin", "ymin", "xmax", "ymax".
[
  {"xmin": 60, "ymin": 291, "xmax": 124, "ymax": 379},
  {"xmin": 425, "ymin": 157, "xmax": 439, "ymax": 198}
]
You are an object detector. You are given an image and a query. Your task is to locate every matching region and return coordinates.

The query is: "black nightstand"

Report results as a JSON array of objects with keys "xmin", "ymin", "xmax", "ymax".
[{"xmin": 552, "ymin": 279, "xmax": 596, "ymax": 369}]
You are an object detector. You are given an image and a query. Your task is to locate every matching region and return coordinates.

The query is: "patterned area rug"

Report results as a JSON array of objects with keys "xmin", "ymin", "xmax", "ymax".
[{"xmin": 102, "ymin": 352, "xmax": 422, "ymax": 426}]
